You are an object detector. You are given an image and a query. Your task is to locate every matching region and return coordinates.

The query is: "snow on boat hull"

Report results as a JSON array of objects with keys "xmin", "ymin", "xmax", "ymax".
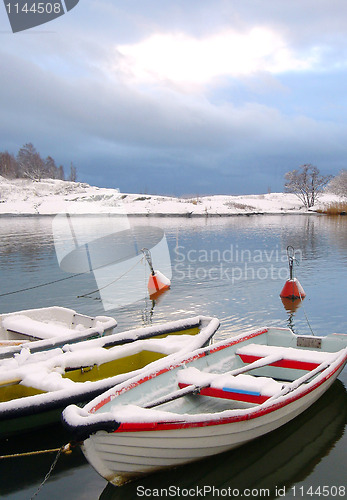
[
  {"xmin": 0, "ymin": 316, "xmax": 218, "ymax": 437},
  {"xmin": 63, "ymin": 327, "xmax": 347, "ymax": 485}
]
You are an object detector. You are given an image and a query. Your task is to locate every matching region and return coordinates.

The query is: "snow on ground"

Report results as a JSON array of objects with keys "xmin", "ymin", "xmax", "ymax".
[{"xmin": 0, "ymin": 176, "xmax": 341, "ymax": 216}]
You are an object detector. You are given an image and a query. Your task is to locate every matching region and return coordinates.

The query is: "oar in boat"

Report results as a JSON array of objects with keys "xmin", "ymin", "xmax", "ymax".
[{"xmin": 144, "ymin": 352, "xmax": 284, "ymax": 409}]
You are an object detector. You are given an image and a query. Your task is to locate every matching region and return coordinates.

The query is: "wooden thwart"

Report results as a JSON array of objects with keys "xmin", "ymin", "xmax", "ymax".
[{"xmin": 144, "ymin": 353, "xmax": 283, "ymax": 409}]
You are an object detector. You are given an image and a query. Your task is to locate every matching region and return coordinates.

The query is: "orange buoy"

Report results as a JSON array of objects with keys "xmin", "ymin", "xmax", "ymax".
[
  {"xmin": 280, "ymin": 278, "xmax": 306, "ymax": 300},
  {"xmin": 148, "ymin": 270, "xmax": 171, "ymax": 299},
  {"xmin": 280, "ymin": 296, "xmax": 303, "ymax": 313},
  {"xmin": 280, "ymin": 246, "xmax": 306, "ymax": 300},
  {"xmin": 149, "ymin": 287, "xmax": 169, "ymax": 302}
]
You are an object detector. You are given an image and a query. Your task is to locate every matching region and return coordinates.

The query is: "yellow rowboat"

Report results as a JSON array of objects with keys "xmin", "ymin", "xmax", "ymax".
[{"xmin": 0, "ymin": 316, "xmax": 219, "ymax": 436}]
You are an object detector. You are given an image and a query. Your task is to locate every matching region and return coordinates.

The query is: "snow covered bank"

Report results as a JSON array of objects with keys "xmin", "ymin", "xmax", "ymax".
[{"xmin": 0, "ymin": 176, "xmax": 342, "ymax": 216}]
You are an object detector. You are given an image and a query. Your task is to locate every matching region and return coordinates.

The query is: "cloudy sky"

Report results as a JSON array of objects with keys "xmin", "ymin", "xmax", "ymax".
[{"xmin": 1, "ymin": 1, "xmax": 347, "ymax": 195}]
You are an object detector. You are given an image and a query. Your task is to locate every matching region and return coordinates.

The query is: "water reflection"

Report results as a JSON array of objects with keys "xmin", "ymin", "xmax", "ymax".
[
  {"xmin": 0, "ymin": 215, "xmax": 346, "ymax": 499},
  {"xmin": 100, "ymin": 381, "xmax": 346, "ymax": 500},
  {"xmin": 1, "ymin": 214, "xmax": 346, "ymax": 334},
  {"xmin": 0, "ymin": 217, "xmax": 55, "ymax": 261}
]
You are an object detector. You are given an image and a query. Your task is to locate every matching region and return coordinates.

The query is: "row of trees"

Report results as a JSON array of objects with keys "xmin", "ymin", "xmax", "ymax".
[
  {"xmin": 1, "ymin": 146, "xmax": 345, "ymax": 206},
  {"xmin": 0, "ymin": 143, "xmax": 77, "ymax": 182},
  {"xmin": 285, "ymin": 164, "xmax": 346, "ymax": 208}
]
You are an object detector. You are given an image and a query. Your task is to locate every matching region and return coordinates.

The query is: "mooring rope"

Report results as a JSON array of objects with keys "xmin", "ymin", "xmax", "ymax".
[
  {"xmin": 298, "ymin": 287, "xmax": 315, "ymax": 336},
  {"xmin": 0, "ymin": 443, "xmax": 73, "ymax": 499},
  {"xmin": 0, "ymin": 272, "xmax": 87, "ymax": 298},
  {"xmin": 0, "ymin": 443, "xmax": 72, "ymax": 459},
  {"xmin": 287, "ymin": 245, "xmax": 316, "ymax": 336}
]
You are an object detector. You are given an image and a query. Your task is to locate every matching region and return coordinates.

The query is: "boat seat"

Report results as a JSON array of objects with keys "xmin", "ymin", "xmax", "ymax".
[
  {"xmin": 2, "ymin": 315, "xmax": 77, "ymax": 340},
  {"xmin": 177, "ymin": 367, "xmax": 284, "ymax": 404},
  {"xmin": 236, "ymin": 344, "xmax": 336, "ymax": 371}
]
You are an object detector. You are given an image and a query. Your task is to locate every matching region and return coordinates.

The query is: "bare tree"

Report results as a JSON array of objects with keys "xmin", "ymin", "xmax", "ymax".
[
  {"xmin": 327, "ymin": 169, "xmax": 347, "ymax": 198},
  {"xmin": 45, "ymin": 156, "xmax": 59, "ymax": 179},
  {"xmin": 68, "ymin": 162, "xmax": 77, "ymax": 182},
  {"xmin": 2, "ymin": 143, "xmax": 75, "ymax": 183},
  {"xmin": 17, "ymin": 143, "xmax": 45, "ymax": 181},
  {"xmin": 57, "ymin": 165, "xmax": 65, "ymax": 180},
  {"xmin": 0, "ymin": 151, "xmax": 19, "ymax": 178},
  {"xmin": 284, "ymin": 164, "xmax": 332, "ymax": 208}
]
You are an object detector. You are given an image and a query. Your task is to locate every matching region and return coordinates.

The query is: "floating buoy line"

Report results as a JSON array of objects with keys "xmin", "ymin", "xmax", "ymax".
[
  {"xmin": 0, "ymin": 271, "xmax": 87, "ymax": 298},
  {"xmin": 0, "ymin": 248, "xmax": 170, "ymax": 303},
  {"xmin": 77, "ymin": 255, "xmax": 145, "ymax": 300},
  {"xmin": 78, "ymin": 248, "xmax": 171, "ymax": 302}
]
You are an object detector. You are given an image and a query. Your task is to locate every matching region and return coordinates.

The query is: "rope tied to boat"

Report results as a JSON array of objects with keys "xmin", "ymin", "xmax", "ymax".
[
  {"xmin": 0, "ymin": 442, "xmax": 72, "ymax": 460},
  {"xmin": 0, "ymin": 443, "xmax": 74, "ymax": 499}
]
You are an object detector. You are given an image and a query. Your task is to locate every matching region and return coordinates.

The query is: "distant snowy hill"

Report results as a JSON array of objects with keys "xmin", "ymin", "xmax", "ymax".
[{"xmin": 0, "ymin": 176, "xmax": 340, "ymax": 215}]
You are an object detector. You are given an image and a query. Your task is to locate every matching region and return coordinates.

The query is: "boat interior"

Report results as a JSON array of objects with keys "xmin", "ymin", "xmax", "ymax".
[{"xmin": 102, "ymin": 327, "xmax": 346, "ymax": 417}]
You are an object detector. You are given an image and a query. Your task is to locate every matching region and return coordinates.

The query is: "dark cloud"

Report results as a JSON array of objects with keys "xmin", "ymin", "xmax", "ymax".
[{"xmin": 1, "ymin": 1, "xmax": 347, "ymax": 194}]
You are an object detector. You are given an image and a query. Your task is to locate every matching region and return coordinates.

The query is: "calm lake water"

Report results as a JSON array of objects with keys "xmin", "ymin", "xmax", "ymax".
[{"xmin": 0, "ymin": 214, "xmax": 346, "ymax": 499}]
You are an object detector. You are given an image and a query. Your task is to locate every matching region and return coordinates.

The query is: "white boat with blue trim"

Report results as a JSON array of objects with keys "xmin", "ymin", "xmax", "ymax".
[
  {"xmin": 0, "ymin": 306, "xmax": 117, "ymax": 359},
  {"xmin": 63, "ymin": 326, "xmax": 347, "ymax": 485}
]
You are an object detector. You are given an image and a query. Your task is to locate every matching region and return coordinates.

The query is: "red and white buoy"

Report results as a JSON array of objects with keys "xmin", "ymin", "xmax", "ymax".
[
  {"xmin": 142, "ymin": 248, "xmax": 171, "ymax": 300},
  {"xmin": 280, "ymin": 246, "xmax": 306, "ymax": 300},
  {"xmin": 148, "ymin": 270, "xmax": 171, "ymax": 299}
]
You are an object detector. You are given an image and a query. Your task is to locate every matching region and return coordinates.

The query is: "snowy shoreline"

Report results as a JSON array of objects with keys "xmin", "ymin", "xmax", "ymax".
[{"xmin": 0, "ymin": 176, "xmax": 341, "ymax": 216}]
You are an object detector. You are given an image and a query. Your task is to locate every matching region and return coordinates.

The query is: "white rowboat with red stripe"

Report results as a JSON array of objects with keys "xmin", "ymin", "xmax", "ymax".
[{"xmin": 63, "ymin": 326, "xmax": 347, "ymax": 486}]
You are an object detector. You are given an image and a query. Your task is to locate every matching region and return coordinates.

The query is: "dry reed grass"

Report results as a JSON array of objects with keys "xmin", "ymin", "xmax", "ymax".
[{"xmin": 317, "ymin": 202, "xmax": 347, "ymax": 215}]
